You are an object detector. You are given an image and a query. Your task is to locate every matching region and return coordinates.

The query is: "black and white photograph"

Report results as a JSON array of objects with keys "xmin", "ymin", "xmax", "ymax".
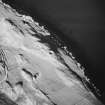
[{"xmin": 0, "ymin": 0, "xmax": 105, "ymax": 105}]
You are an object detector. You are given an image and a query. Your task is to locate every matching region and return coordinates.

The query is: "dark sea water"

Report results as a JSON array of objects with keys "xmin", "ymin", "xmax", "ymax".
[{"xmin": 2, "ymin": 0, "xmax": 105, "ymax": 103}]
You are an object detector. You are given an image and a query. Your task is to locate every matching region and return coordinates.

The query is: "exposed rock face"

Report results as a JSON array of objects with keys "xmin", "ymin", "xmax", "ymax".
[{"xmin": 0, "ymin": 1, "xmax": 103, "ymax": 105}]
